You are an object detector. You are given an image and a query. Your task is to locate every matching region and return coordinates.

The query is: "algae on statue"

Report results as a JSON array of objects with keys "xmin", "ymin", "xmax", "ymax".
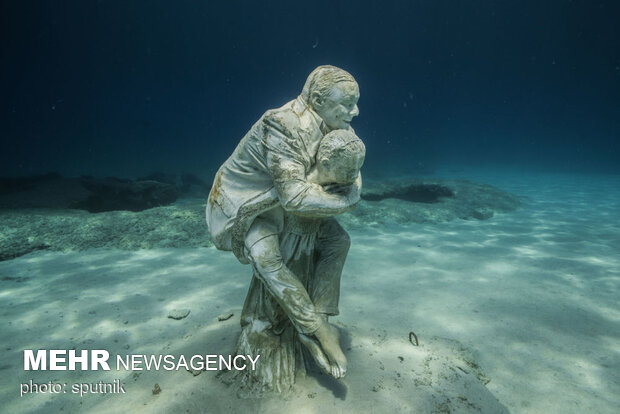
[{"xmin": 206, "ymin": 66, "xmax": 364, "ymax": 393}]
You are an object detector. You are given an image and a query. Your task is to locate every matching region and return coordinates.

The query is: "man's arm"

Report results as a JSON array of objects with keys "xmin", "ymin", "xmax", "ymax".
[
  {"xmin": 323, "ymin": 172, "xmax": 362, "ymax": 198},
  {"xmin": 280, "ymin": 178, "xmax": 360, "ymax": 218},
  {"xmin": 263, "ymin": 116, "xmax": 358, "ymax": 218}
]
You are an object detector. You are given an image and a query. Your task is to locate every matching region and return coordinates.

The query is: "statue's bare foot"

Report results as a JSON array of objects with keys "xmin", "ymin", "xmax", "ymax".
[
  {"xmin": 314, "ymin": 321, "xmax": 347, "ymax": 378},
  {"xmin": 299, "ymin": 333, "xmax": 332, "ymax": 375}
]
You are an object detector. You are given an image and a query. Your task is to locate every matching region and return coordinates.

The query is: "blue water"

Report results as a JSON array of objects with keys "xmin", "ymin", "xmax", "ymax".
[
  {"xmin": 2, "ymin": 3, "xmax": 620, "ymax": 412},
  {"xmin": 1, "ymin": 0, "xmax": 619, "ymax": 178}
]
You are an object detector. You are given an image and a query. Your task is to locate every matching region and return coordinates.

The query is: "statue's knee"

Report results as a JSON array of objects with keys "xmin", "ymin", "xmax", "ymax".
[
  {"xmin": 319, "ymin": 221, "xmax": 351, "ymax": 254},
  {"xmin": 333, "ymin": 224, "xmax": 351, "ymax": 252},
  {"xmin": 338, "ymin": 231, "xmax": 351, "ymax": 252},
  {"xmin": 248, "ymin": 241, "xmax": 283, "ymax": 274}
]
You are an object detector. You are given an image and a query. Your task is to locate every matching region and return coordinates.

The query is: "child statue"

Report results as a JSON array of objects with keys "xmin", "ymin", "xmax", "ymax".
[{"xmin": 233, "ymin": 129, "xmax": 365, "ymax": 393}]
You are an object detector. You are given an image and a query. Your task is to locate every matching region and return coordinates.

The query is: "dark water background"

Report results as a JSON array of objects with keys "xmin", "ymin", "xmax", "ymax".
[{"xmin": 2, "ymin": 0, "xmax": 619, "ymax": 180}]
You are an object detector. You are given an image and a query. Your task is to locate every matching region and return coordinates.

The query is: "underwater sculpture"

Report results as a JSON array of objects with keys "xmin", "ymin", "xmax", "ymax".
[{"xmin": 206, "ymin": 65, "xmax": 363, "ymax": 392}]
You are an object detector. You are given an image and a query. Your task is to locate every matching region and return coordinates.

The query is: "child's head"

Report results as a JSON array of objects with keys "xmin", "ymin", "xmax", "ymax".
[{"xmin": 316, "ymin": 129, "xmax": 365, "ymax": 185}]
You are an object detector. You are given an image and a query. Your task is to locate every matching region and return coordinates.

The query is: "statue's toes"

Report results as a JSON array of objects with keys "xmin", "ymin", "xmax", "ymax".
[
  {"xmin": 316, "ymin": 356, "xmax": 331, "ymax": 374},
  {"xmin": 333, "ymin": 364, "xmax": 346, "ymax": 379},
  {"xmin": 299, "ymin": 333, "xmax": 332, "ymax": 374}
]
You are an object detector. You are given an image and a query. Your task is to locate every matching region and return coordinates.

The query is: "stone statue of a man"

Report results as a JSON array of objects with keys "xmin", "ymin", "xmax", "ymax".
[{"xmin": 206, "ymin": 65, "xmax": 362, "ymax": 392}]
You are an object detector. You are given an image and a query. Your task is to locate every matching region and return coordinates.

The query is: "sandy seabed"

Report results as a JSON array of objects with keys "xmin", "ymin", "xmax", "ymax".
[{"xmin": 1, "ymin": 169, "xmax": 618, "ymax": 414}]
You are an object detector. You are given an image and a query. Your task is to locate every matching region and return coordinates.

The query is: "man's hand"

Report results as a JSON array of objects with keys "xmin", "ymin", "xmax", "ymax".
[
  {"xmin": 345, "ymin": 177, "xmax": 361, "ymax": 208},
  {"xmin": 322, "ymin": 173, "xmax": 362, "ymax": 208}
]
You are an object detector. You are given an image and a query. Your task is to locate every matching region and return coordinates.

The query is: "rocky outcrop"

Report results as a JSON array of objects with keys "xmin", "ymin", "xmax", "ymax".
[
  {"xmin": 0, "ymin": 174, "xmax": 177, "ymax": 212},
  {"xmin": 339, "ymin": 178, "xmax": 521, "ymax": 228},
  {"xmin": 70, "ymin": 177, "xmax": 178, "ymax": 212},
  {"xmin": 0, "ymin": 176, "xmax": 521, "ymax": 261},
  {"xmin": 0, "ymin": 204, "xmax": 211, "ymax": 261}
]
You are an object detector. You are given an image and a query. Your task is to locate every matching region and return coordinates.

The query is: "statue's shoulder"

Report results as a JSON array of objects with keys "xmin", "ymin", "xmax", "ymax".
[{"xmin": 262, "ymin": 100, "xmax": 302, "ymax": 137}]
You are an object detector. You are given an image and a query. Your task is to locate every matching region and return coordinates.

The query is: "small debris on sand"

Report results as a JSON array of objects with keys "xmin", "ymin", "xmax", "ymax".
[
  {"xmin": 167, "ymin": 309, "xmax": 190, "ymax": 320},
  {"xmin": 217, "ymin": 312, "xmax": 234, "ymax": 321}
]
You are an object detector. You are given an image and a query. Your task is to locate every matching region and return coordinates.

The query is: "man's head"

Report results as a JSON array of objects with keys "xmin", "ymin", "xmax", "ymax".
[
  {"xmin": 301, "ymin": 65, "xmax": 360, "ymax": 131},
  {"xmin": 316, "ymin": 129, "xmax": 365, "ymax": 185}
]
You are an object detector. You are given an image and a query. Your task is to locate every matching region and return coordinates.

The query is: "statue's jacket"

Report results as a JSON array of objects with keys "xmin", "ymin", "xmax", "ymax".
[{"xmin": 206, "ymin": 96, "xmax": 330, "ymax": 264}]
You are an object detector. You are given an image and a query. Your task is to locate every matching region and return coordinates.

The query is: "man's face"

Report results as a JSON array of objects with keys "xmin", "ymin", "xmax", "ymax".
[{"xmin": 313, "ymin": 82, "xmax": 360, "ymax": 131}]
